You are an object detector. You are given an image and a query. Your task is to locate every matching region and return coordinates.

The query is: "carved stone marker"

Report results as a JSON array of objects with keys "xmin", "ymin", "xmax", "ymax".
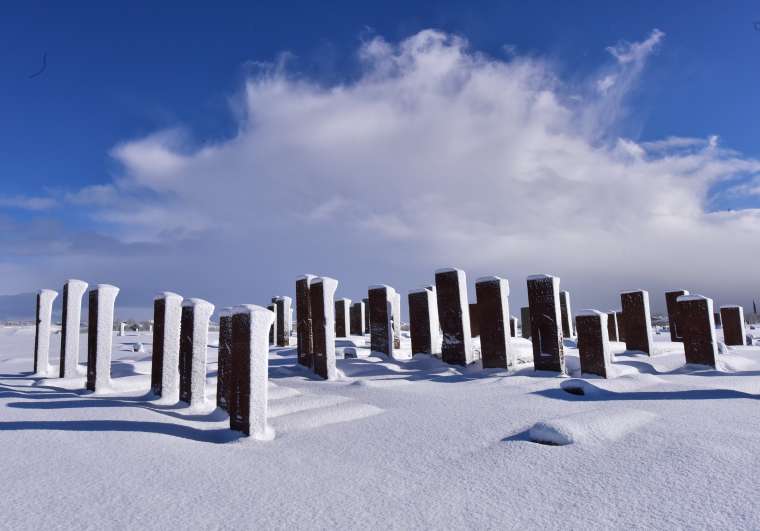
[
  {"xmin": 665, "ymin": 289, "xmax": 689, "ymax": 342},
  {"xmin": 409, "ymin": 287, "xmax": 441, "ymax": 355},
  {"xmin": 392, "ymin": 291, "xmax": 401, "ymax": 349},
  {"xmin": 526, "ymin": 274, "xmax": 565, "ymax": 373},
  {"xmin": 334, "ymin": 297, "xmax": 351, "ymax": 338},
  {"xmin": 217, "ymin": 307, "xmax": 233, "ymax": 411},
  {"xmin": 349, "ymin": 301, "xmax": 366, "ymax": 335},
  {"xmin": 33, "ymin": 289, "xmax": 58, "ymax": 376},
  {"xmin": 469, "ymin": 302, "xmax": 480, "ymax": 337},
  {"xmin": 620, "ymin": 290, "xmax": 653, "ymax": 355},
  {"xmin": 369, "ymin": 285, "xmax": 395, "ymax": 357},
  {"xmin": 606, "ymin": 311, "xmax": 619, "ymax": 342},
  {"xmin": 296, "ymin": 275, "xmax": 316, "ymax": 368},
  {"xmin": 362, "ymin": 297, "xmax": 370, "ymax": 333},
  {"xmin": 720, "ymin": 305, "xmax": 746, "ymax": 346},
  {"xmin": 310, "ymin": 277, "xmax": 338, "ymax": 379},
  {"xmin": 435, "ymin": 268, "xmax": 474, "ymax": 366},
  {"xmin": 267, "ymin": 303, "xmax": 277, "ymax": 345},
  {"xmin": 520, "ymin": 306, "xmax": 531, "ymax": 339},
  {"xmin": 86, "ymin": 284, "xmax": 119, "ymax": 392},
  {"xmin": 475, "ymin": 276, "xmax": 513, "ymax": 369},
  {"xmin": 179, "ymin": 298, "xmax": 215, "ymax": 407},
  {"xmin": 678, "ymin": 295, "xmax": 718, "ymax": 367},
  {"xmin": 150, "ymin": 292, "xmax": 183, "ymax": 400},
  {"xmin": 714, "ymin": 312, "xmax": 721, "ymax": 327},
  {"xmin": 509, "ymin": 316, "xmax": 518, "ymax": 338},
  {"xmin": 559, "ymin": 290, "xmax": 574, "ymax": 338},
  {"xmin": 229, "ymin": 304, "xmax": 275, "ymax": 439},
  {"xmin": 59, "ymin": 279, "xmax": 87, "ymax": 378},
  {"xmin": 576, "ymin": 310, "xmax": 612, "ymax": 378},
  {"xmin": 274, "ymin": 296, "xmax": 292, "ymax": 347},
  {"xmin": 616, "ymin": 311, "xmax": 626, "ymax": 341}
]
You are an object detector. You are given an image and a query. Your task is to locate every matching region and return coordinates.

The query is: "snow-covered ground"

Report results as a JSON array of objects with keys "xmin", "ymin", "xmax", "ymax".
[{"xmin": 2, "ymin": 325, "xmax": 760, "ymax": 529}]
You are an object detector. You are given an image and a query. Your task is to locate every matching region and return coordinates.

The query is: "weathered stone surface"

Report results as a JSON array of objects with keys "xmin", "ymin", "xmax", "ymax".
[
  {"xmin": 349, "ymin": 301, "xmax": 366, "ymax": 335},
  {"xmin": 150, "ymin": 292, "xmax": 183, "ymax": 399},
  {"xmin": 216, "ymin": 308, "xmax": 233, "ymax": 411},
  {"xmin": 392, "ymin": 291, "xmax": 401, "ymax": 349},
  {"xmin": 475, "ymin": 276, "xmax": 513, "ymax": 369},
  {"xmin": 59, "ymin": 279, "xmax": 87, "ymax": 378},
  {"xmin": 616, "ymin": 311, "xmax": 626, "ymax": 341},
  {"xmin": 509, "ymin": 316, "xmax": 518, "ymax": 338},
  {"xmin": 620, "ymin": 290, "xmax": 653, "ymax": 355},
  {"xmin": 334, "ymin": 298, "xmax": 351, "ymax": 338},
  {"xmin": 469, "ymin": 302, "xmax": 480, "ymax": 337},
  {"xmin": 678, "ymin": 295, "xmax": 718, "ymax": 367},
  {"xmin": 409, "ymin": 288, "xmax": 436, "ymax": 355},
  {"xmin": 665, "ymin": 289, "xmax": 689, "ymax": 342},
  {"xmin": 369, "ymin": 285, "xmax": 395, "ymax": 357},
  {"xmin": 86, "ymin": 284, "xmax": 119, "ymax": 392},
  {"xmin": 179, "ymin": 298, "xmax": 215, "ymax": 406},
  {"xmin": 576, "ymin": 310, "xmax": 612, "ymax": 378},
  {"xmin": 526, "ymin": 274, "xmax": 565, "ymax": 372},
  {"xmin": 606, "ymin": 311, "xmax": 619, "ymax": 342},
  {"xmin": 267, "ymin": 303, "xmax": 277, "ymax": 345},
  {"xmin": 559, "ymin": 290, "xmax": 574, "ymax": 338},
  {"xmin": 520, "ymin": 306, "xmax": 531, "ymax": 339},
  {"xmin": 720, "ymin": 305, "xmax": 746, "ymax": 346},
  {"xmin": 310, "ymin": 277, "xmax": 338, "ymax": 379},
  {"xmin": 296, "ymin": 275, "xmax": 316, "ymax": 368},
  {"xmin": 435, "ymin": 268, "xmax": 474, "ymax": 366},
  {"xmin": 33, "ymin": 289, "xmax": 58, "ymax": 376},
  {"xmin": 714, "ymin": 312, "xmax": 721, "ymax": 327},
  {"xmin": 274, "ymin": 296, "xmax": 292, "ymax": 347}
]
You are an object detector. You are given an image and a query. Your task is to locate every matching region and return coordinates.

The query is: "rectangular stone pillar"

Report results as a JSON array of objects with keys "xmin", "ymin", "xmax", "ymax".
[
  {"xmin": 435, "ymin": 268, "xmax": 474, "ymax": 366},
  {"xmin": 559, "ymin": 290, "xmax": 574, "ymax": 338},
  {"xmin": 296, "ymin": 275, "xmax": 315, "ymax": 368},
  {"xmin": 86, "ymin": 284, "xmax": 119, "ymax": 392},
  {"xmin": 274, "ymin": 296, "xmax": 292, "ymax": 347},
  {"xmin": 118, "ymin": 322, "xmax": 126, "ymax": 337},
  {"xmin": 229, "ymin": 305, "xmax": 275, "ymax": 439},
  {"xmin": 150, "ymin": 292, "xmax": 183, "ymax": 400},
  {"xmin": 678, "ymin": 295, "xmax": 718, "ymax": 367},
  {"xmin": 606, "ymin": 311, "xmax": 619, "ymax": 342},
  {"xmin": 216, "ymin": 307, "xmax": 233, "ymax": 411},
  {"xmin": 310, "ymin": 277, "xmax": 338, "ymax": 379},
  {"xmin": 576, "ymin": 310, "xmax": 612, "ymax": 377},
  {"xmin": 475, "ymin": 276, "xmax": 513, "ymax": 369},
  {"xmin": 720, "ymin": 305, "xmax": 746, "ymax": 346},
  {"xmin": 665, "ymin": 289, "xmax": 689, "ymax": 342},
  {"xmin": 33, "ymin": 289, "xmax": 58, "ymax": 376},
  {"xmin": 408, "ymin": 287, "xmax": 440, "ymax": 356},
  {"xmin": 267, "ymin": 303, "xmax": 277, "ymax": 345},
  {"xmin": 369, "ymin": 285, "xmax": 395, "ymax": 357},
  {"xmin": 469, "ymin": 302, "xmax": 480, "ymax": 337},
  {"xmin": 616, "ymin": 311, "xmax": 626, "ymax": 341},
  {"xmin": 59, "ymin": 279, "xmax": 87, "ymax": 378},
  {"xmin": 179, "ymin": 298, "xmax": 215, "ymax": 407},
  {"xmin": 349, "ymin": 301, "xmax": 366, "ymax": 335},
  {"xmin": 509, "ymin": 316, "xmax": 518, "ymax": 338},
  {"xmin": 527, "ymin": 274, "xmax": 565, "ymax": 373},
  {"xmin": 334, "ymin": 297, "xmax": 351, "ymax": 338},
  {"xmin": 362, "ymin": 298, "xmax": 370, "ymax": 333},
  {"xmin": 620, "ymin": 290, "xmax": 654, "ymax": 355},
  {"xmin": 520, "ymin": 306, "xmax": 531, "ymax": 339},
  {"xmin": 714, "ymin": 312, "xmax": 721, "ymax": 327},
  {"xmin": 392, "ymin": 291, "xmax": 401, "ymax": 349}
]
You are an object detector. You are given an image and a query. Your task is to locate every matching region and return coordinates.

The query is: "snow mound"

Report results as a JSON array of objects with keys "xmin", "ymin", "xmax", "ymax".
[{"xmin": 528, "ymin": 408, "xmax": 657, "ymax": 446}]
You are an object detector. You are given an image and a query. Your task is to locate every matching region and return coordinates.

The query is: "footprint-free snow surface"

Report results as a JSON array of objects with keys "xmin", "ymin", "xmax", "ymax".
[{"xmin": 2, "ymin": 325, "xmax": 760, "ymax": 529}]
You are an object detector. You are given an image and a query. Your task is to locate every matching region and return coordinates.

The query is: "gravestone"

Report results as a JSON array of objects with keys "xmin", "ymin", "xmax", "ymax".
[
  {"xmin": 392, "ymin": 291, "xmax": 401, "ymax": 349},
  {"xmin": 527, "ymin": 274, "xmax": 565, "ymax": 373},
  {"xmin": 334, "ymin": 297, "xmax": 351, "ymax": 338},
  {"xmin": 274, "ymin": 296, "xmax": 292, "ymax": 347},
  {"xmin": 409, "ymin": 287, "xmax": 441, "ymax": 356},
  {"xmin": 469, "ymin": 302, "xmax": 480, "ymax": 337},
  {"xmin": 559, "ymin": 290, "xmax": 574, "ymax": 338},
  {"xmin": 296, "ymin": 275, "xmax": 316, "ymax": 368},
  {"xmin": 576, "ymin": 310, "xmax": 612, "ymax": 378},
  {"xmin": 349, "ymin": 301, "xmax": 366, "ymax": 335},
  {"xmin": 178, "ymin": 298, "xmax": 215, "ymax": 407},
  {"xmin": 606, "ymin": 311, "xmax": 619, "ymax": 342},
  {"xmin": 678, "ymin": 295, "xmax": 718, "ymax": 367},
  {"xmin": 59, "ymin": 279, "xmax": 88, "ymax": 378},
  {"xmin": 435, "ymin": 268, "xmax": 474, "ymax": 366},
  {"xmin": 310, "ymin": 277, "xmax": 338, "ymax": 379},
  {"xmin": 475, "ymin": 276, "xmax": 514, "ymax": 369},
  {"xmin": 362, "ymin": 297, "xmax": 370, "ymax": 333},
  {"xmin": 86, "ymin": 284, "xmax": 119, "ymax": 392},
  {"xmin": 720, "ymin": 305, "xmax": 746, "ymax": 346},
  {"xmin": 150, "ymin": 292, "xmax": 183, "ymax": 399},
  {"xmin": 714, "ymin": 312, "xmax": 722, "ymax": 327},
  {"xmin": 509, "ymin": 316, "xmax": 518, "ymax": 338},
  {"xmin": 620, "ymin": 290, "xmax": 653, "ymax": 355},
  {"xmin": 216, "ymin": 307, "xmax": 233, "ymax": 411},
  {"xmin": 616, "ymin": 311, "xmax": 626, "ymax": 341},
  {"xmin": 520, "ymin": 306, "xmax": 531, "ymax": 339},
  {"xmin": 267, "ymin": 303, "xmax": 277, "ymax": 345},
  {"xmin": 33, "ymin": 289, "xmax": 58, "ymax": 376},
  {"xmin": 369, "ymin": 285, "xmax": 395, "ymax": 357},
  {"xmin": 665, "ymin": 289, "xmax": 689, "ymax": 342}
]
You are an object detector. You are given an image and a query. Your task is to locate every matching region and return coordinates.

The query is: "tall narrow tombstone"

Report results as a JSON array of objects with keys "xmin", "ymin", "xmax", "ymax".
[
  {"xmin": 509, "ymin": 316, "xmax": 518, "ymax": 338},
  {"xmin": 216, "ymin": 307, "xmax": 233, "ymax": 411},
  {"xmin": 475, "ymin": 276, "xmax": 513, "ymax": 369},
  {"xmin": 334, "ymin": 298, "xmax": 351, "ymax": 338},
  {"xmin": 520, "ymin": 306, "xmax": 531, "ymax": 339},
  {"xmin": 178, "ymin": 298, "xmax": 215, "ymax": 407},
  {"xmin": 33, "ymin": 289, "xmax": 58, "ymax": 376},
  {"xmin": 392, "ymin": 291, "xmax": 401, "ymax": 349},
  {"xmin": 274, "ymin": 296, "xmax": 292, "ymax": 347},
  {"xmin": 678, "ymin": 295, "xmax": 718, "ymax": 367},
  {"xmin": 720, "ymin": 305, "xmax": 746, "ymax": 346},
  {"xmin": 310, "ymin": 277, "xmax": 338, "ymax": 379},
  {"xmin": 616, "ymin": 311, "xmax": 626, "ymax": 341},
  {"xmin": 86, "ymin": 284, "xmax": 119, "ymax": 392},
  {"xmin": 362, "ymin": 297, "xmax": 370, "ymax": 333},
  {"xmin": 349, "ymin": 301, "xmax": 366, "ymax": 335},
  {"xmin": 469, "ymin": 302, "xmax": 480, "ymax": 337},
  {"xmin": 296, "ymin": 275, "xmax": 316, "ymax": 368},
  {"xmin": 267, "ymin": 303, "xmax": 277, "ymax": 345},
  {"xmin": 150, "ymin": 292, "xmax": 183, "ymax": 399},
  {"xmin": 435, "ymin": 268, "xmax": 474, "ymax": 366},
  {"xmin": 526, "ymin": 274, "xmax": 565, "ymax": 373},
  {"xmin": 408, "ymin": 287, "xmax": 440, "ymax": 355},
  {"xmin": 229, "ymin": 305, "xmax": 275, "ymax": 439},
  {"xmin": 714, "ymin": 312, "xmax": 722, "ymax": 327},
  {"xmin": 369, "ymin": 285, "xmax": 395, "ymax": 357},
  {"xmin": 59, "ymin": 279, "xmax": 88, "ymax": 378},
  {"xmin": 665, "ymin": 289, "xmax": 689, "ymax": 342},
  {"xmin": 576, "ymin": 310, "xmax": 612, "ymax": 377},
  {"xmin": 559, "ymin": 290, "xmax": 574, "ymax": 338},
  {"xmin": 606, "ymin": 311, "xmax": 619, "ymax": 342},
  {"xmin": 620, "ymin": 290, "xmax": 654, "ymax": 355},
  {"xmin": 117, "ymin": 322, "xmax": 125, "ymax": 337}
]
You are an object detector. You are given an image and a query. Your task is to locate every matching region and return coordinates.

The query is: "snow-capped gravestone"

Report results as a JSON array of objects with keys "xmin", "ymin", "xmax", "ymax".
[
  {"xmin": 296, "ymin": 275, "xmax": 316, "ymax": 368},
  {"xmin": 229, "ymin": 305, "xmax": 275, "ymax": 439},
  {"xmin": 527, "ymin": 275, "xmax": 565, "ymax": 373},
  {"xmin": 620, "ymin": 290, "xmax": 654, "ymax": 355},
  {"xmin": 349, "ymin": 301, "xmax": 365, "ymax": 335},
  {"xmin": 509, "ymin": 316, "xmax": 518, "ymax": 338},
  {"xmin": 606, "ymin": 311, "xmax": 619, "ymax": 342},
  {"xmin": 267, "ymin": 303, "xmax": 277, "ymax": 345},
  {"xmin": 616, "ymin": 311, "xmax": 626, "ymax": 341},
  {"xmin": 435, "ymin": 268, "xmax": 474, "ymax": 366},
  {"xmin": 369, "ymin": 285, "xmax": 396, "ymax": 357},
  {"xmin": 665, "ymin": 289, "xmax": 689, "ymax": 342},
  {"xmin": 33, "ymin": 289, "xmax": 58, "ymax": 376},
  {"xmin": 86, "ymin": 284, "xmax": 119, "ymax": 392},
  {"xmin": 178, "ymin": 298, "xmax": 215, "ymax": 407},
  {"xmin": 310, "ymin": 277, "xmax": 338, "ymax": 379},
  {"xmin": 392, "ymin": 291, "xmax": 401, "ymax": 349},
  {"xmin": 362, "ymin": 298, "xmax": 370, "ymax": 333},
  {"xmin": 216, "ymin": 308, "xmax": 233, "ymax": 411},
  {"xmin": 409, "ymin": 287, "xmax": 440, "ymax": 356},
  {"xmin": 59, "ymin": 279, "xmax": 87, "ymax": 378},
  {"xmin": 678, "ymin": 295, "xmax": 718, "ymax": 367},
  {"xmin": 118, "ymin": 322, "xmax": 126, "ymax": 337},
  {"xmin": 720, "ymin": 305, "xmax": 746, "ymax": 346},
  {"xmin": 150, "ymin": 292, "xmax": 183, "ymax": 399},
  {"xmin": 559, "ymin": 290, "xmax": 574, "ymax": 338},
  {"xmin": 475, "ymin": 276, "xmax": 514, "ymax": 369},
  {"xmin": 469, "ymin": 302, "xmax": 480, "ymax": 337},
  {"xmin": 576, "ymin": 310, "xmax": 612, "ymax": 378},
  {"xmin": 334, "ymin": 298, "xmax": 351, "ymax": 338},
  {"xmin": 274, "ymin": 296, "xmax": 292, "ymax": 347},
  {"xmin": 520, "ymin": 306, "xmax": 531, "ymax": 339}
]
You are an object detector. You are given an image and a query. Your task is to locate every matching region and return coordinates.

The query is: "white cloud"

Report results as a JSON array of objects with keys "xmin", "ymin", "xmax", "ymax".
[{"xmin": 0, "ymin": 195, "xmax": 57, "ymax": 211}]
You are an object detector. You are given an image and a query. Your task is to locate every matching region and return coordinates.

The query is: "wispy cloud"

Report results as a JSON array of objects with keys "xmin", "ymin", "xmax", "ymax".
[{"xmin": 0, "ymin": 195, "xmax": 57, "ymax": 211}]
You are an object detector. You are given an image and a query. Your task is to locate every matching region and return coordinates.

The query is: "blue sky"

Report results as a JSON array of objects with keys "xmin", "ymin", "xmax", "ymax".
[{"xmin": 2, "ymin": 1, "xmax": 760, "ymax": 315}]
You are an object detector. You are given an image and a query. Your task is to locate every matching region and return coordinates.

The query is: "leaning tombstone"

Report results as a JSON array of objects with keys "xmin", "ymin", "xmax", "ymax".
[
  {"xmin": 520, "ymin": 306, "xmax": 531, "ymax": 339},
  {"xmin": 720, "ymin": 305, "xmax": 746, "ymax": 346},
  {"xmin": 33, "ymin": 289, "xmax": 58, "ymax": 376},
  {"xmin": 678, "ymin": 294, "xmax": 718, "ymax": 367},
  {"xmin": 178, "ymin": 298, "xmax": 215, "ymax": 407},
  {"xmin": 559, "ymin": 290, "xmax": 574, "ymax": 338},
  {"xmin": 408, "ymin": 288, "xmax": 439, "ymax": 355},
  {"xmin": 349, "ymin": 301, "xmax": 366, "ymax": 335},
  {"xmin": 86, "ymin": 284, "xmax": 119, "ymax": 392},
  {"xmin": 310, "ymin": 277, "xmax": 339, "ymax": 379},
  {"xmin": 620, "ymin": 290, "xmax": 654, "ymax": 355},
  {"xmin": 665, "ymin": 289, "xmax": 689, "ymax": 342},
  {"xmin": 274, "ymin": 296, "xmax": 292, "ymax": 347},
  {"xmin": 576, "ymin": 310, "xmax": 612, "ymax": 378},
  {"xmin": 150, "ymin": 292, "xmax": 183, "ymax": 400},
  {"xmin": 606, "ymin": 311, "xmax": 619, "ymax": 342},
  {"xmin": 296, "ymin": 275, "xmax": 316, "ymax": 368},
  {"xmin": 475, "ymin": 276, "xmax": 514, "ymax": 369},
  {"xmin": 334, "ymin": 297, "xmax": 351, "ymax": 338},
  {"xmin": 369, "ymin": 285, "xmax": 396, "ymax": 357},
  {"xmin": 526, "ymin": 274, "xmax": 565, "ymax": 373},
  {"xmin": 435, "ymin": 268, "xmax": 474, "ymax": 366},
  {"xmin": 216, "ymin": 307, "xmax": 233, "ymax": 411},
  {"xmin": 59, "ymin": 279, "xmax": 88, "ymax": 378}
]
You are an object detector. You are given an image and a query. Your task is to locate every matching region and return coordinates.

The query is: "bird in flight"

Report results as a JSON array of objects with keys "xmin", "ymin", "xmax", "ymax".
[{"xmin": 28, "ymin": 52, "xmax": 47, "ymax": 79}]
